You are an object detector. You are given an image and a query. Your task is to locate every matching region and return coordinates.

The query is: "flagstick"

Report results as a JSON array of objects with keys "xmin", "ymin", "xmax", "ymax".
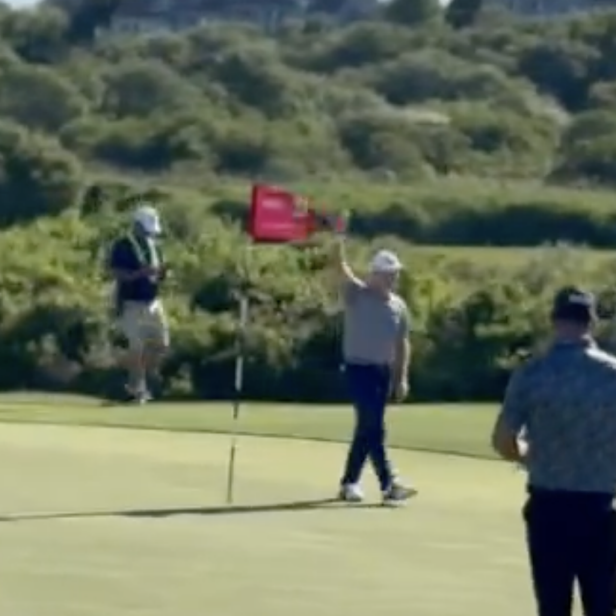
[
  {"xmin": 335, "ymin": 212, "xmax": 350, "ymax": 375},
  {"xmin": 225, "ymin": 246, "xmax": 251, "ymax": 505},
  {"xmin": 226, "ymin": 186, "xmax": 345, "ymax": 502}
]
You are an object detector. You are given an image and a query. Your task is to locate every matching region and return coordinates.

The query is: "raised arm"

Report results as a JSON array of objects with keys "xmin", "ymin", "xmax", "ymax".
[{"xmin": 332, "ymin": 234, "xmax": 364, "ymax": 289}]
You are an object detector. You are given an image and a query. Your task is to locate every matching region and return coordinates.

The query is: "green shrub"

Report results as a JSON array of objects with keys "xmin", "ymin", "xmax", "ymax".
[
  {"xmin": 0, "ymin": 8, "xmax": 613, "ymax": 181},
  {"xmin": 101, "ymin": 59, "xmax": 200, "ymax": 118},
  {"xmin": 0, "ymin": 212, "xmax": 610, "ymax": 402},
  {"xmin": 1, "ymin": 5, "xmax": 616, "ymax": 402},
  {"xmin": 0, "ymin": 121, "xmax": 83, "ymax": 225},
  {"xmin": 0, "ymin": 62, "xmax": 88, "ymax": 131}
]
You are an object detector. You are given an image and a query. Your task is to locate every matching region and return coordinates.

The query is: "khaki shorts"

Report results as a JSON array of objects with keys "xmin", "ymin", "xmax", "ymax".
[{"xmin": 117, "ymin": 300, "xmax": 169, "ymax": 351}]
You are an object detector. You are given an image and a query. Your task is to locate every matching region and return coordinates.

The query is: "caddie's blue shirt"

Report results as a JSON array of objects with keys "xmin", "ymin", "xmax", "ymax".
[
  {"xmin": 500, "ymin": 338, "xmax": 616, "ymax": 494},
  {"xmin": 109, "ymin": 236, "xmax": 161, "ymax": 303}
]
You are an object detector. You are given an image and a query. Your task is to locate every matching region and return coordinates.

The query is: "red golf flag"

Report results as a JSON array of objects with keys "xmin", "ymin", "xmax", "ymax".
[
  {"xmin": 248, "ymin": 184, "xmax": 316, "ymax": 243},
  {"xmin": 248, "ymin": 184, "xmax": 345, "ymax": 243}
]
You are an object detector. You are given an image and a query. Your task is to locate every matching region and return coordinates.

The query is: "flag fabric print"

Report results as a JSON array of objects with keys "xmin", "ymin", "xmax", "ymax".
[{"xmin": 247, "ymin": 184, "xmax": 344, "ymax": 244}]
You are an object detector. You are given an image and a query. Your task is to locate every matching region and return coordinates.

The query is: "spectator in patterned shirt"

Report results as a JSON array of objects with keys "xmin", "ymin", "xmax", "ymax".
[{"xmin": 491, "ymin": 286, "xmax": 616, "ymax": 616}]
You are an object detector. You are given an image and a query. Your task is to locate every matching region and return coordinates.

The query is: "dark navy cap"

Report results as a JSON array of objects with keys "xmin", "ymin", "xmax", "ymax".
[{"xmin": 551, "ymin": 286, "xmax": 596, "ymax": 323}]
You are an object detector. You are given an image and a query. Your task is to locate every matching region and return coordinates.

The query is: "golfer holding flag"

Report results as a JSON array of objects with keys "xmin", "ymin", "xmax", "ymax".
[{"xmin": 333, "ymin": 224, "xmax": 416, "ymax": 505}]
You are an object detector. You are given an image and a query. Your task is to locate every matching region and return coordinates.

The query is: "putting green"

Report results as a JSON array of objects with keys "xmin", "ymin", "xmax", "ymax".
[{"xmin": 0, "ymin": 420, "xmax": 549, "ymax": 616}]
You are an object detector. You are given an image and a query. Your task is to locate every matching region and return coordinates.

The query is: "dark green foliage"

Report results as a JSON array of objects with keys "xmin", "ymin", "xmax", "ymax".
[
  {"xmin": 382, "ymin": 0, "xmax": 441, "ymax": 27},
  {"xmin": 101, "ymin": 60, "xmax": 200, "ymax": 119},
  {"xmin": 0, "ymin": 6, "xmax": 612, "ymax": 183},
  {"xmin": 298, "ymin": 22, "xmax": 415, "ymax": 72},
  {"xmin": 445, "ymin": 0, "xmax": 483, "ymax": 29},
  {"xmin": 0, "ymin": 62, "xmax": 87, "ymax": 131},
  {"xmin": 0, "ymin": 5, "xmax": 69, "ymax": 63},
  {"xmin": 516, "ymin": 39, "xmax": 594, "ymax": 110},
  {"xmin": 56, "ymin": 0, "xmax": 121, "ymax": 45},
  {"xmin": 337, "ymin": 111, "xmax": 430, "ymax": 175},
  {"xmin": 0, "ymin": 5, "xmax": 615, "ymax": 401},
  {"xmin": 0, "ymin": 121, "xmax": 82, "ymax": 225}
]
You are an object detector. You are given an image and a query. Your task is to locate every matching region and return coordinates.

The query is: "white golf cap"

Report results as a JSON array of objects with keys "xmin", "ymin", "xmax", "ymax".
[
  {"xmin": 133, "ymin": 204, "xmax": 161, "ymax": 235},
  {"xmin": 370, "ymin": 249, "xmax": 403, "ymax": 273}
]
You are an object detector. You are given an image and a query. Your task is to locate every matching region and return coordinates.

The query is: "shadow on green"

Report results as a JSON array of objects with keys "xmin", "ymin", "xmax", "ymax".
[{"xmin": 0, "ymin": 497, "xmax": 397, "ymax": 523}]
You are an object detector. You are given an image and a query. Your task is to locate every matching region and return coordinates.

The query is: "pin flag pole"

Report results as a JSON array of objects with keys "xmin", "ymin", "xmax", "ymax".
[
  {"xmin": 336, "ymin": 211, "xmax": 350, "ymax": 376},
  {"xmin": 225, "ymin": 244, "xmax": 251, "ymax": 504},
  {"xmin": 224, "ymin": 188, "xmax": 346, "ymax": 503}
]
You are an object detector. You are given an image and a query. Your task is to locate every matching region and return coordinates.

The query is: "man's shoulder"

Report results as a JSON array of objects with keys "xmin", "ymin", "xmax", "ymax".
[
  {"xmin": 342, "ymin": 278, "xmax": 365, "ymax": 302},
  {"xmin": 581, "ymin": 348, "xmax": 616, "ymax": 409},
  {"xmin": 390, "ymin": 293, "xmax": 408, "ymax": 312},
  {"xmin": 508, "ymin": 357, "xmax": 539, "ymax": 384},
  {"xmin": 109, "ymin": 236, "xmax": 135, "ymax": 267},
  {"xmin": 508, "ymin": 352, "xmax": 555, "ymax": 388},
  {"xmin": 586, "ymin": 347, "xmax": 616, "ymax": 373},
  {"xmin": 111, "ymin": 236, "xmax": 130, "ymax": 252}
]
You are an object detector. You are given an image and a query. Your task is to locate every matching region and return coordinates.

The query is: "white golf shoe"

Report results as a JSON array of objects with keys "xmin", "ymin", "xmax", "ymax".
[
  {"xmin": 382, "ymin": 481, "xmax": 417, "ymax": 506},
  {"xmin": 338, "ymin": 483, "xmax": 365, "ymax": 503}
]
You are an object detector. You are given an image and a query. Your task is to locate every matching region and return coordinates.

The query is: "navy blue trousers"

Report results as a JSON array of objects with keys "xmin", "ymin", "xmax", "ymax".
[
  {"xmin": 524, "ymin": 489, "xmax": 616, "ymax": 616},
  {"xmin": 341, "ymin": 363, "xmax": 394, "ymax": 491}
]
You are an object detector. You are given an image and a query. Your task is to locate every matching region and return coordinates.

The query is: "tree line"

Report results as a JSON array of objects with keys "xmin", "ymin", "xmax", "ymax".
[{"xmin": 2, "ymin": 4, "xmax": 616, "ymax": 186}]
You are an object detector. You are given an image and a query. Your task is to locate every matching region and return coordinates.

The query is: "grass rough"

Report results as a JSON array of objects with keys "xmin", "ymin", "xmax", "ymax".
[{"xmin": 0, "ymin": 394, "xmax": 497, "ymax": 459}]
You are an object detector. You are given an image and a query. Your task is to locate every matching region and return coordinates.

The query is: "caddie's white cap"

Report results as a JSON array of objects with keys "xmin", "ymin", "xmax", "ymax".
[
  {"xmin": 133, "ymin": 204, "xmax": 161, "ymax": 235},
  {"xmin": 370, "ymin": 249, "xmax": 403, "ymax": 273}
]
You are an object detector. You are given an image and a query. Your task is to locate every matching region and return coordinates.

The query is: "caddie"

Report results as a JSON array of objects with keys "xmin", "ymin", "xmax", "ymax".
[{"xmin": 108, "ymin": 204, "xmax": 169, "ymax": 403}]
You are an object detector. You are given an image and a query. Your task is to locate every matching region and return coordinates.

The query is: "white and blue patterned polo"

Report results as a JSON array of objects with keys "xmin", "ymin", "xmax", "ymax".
[{"xmin": 501, "ymin": 338, "xmax": 616, "ymax": 494}]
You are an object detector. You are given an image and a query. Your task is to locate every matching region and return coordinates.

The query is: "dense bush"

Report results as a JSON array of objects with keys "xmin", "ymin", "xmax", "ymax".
[
  {"xmin": 0, "ymin": 203, "xmax": 614, "ymax": 402},
  {"xmin": 0, "ymin": 5, "xmax": 615, "ymax": 183},
  {"xmin": 0, "ymin": 178, "xmax": 610, "ymax": 402},
  {"xmin": 0, "ymin": 4, "xmax": 614, "ymax": 401},
  {"xmin": 0, "ymin": 120, "xmax": 83, "ymax": 225},
  {"xmin": 0, "ymin": 62, "xmax": 87, "ymax": 131}
]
